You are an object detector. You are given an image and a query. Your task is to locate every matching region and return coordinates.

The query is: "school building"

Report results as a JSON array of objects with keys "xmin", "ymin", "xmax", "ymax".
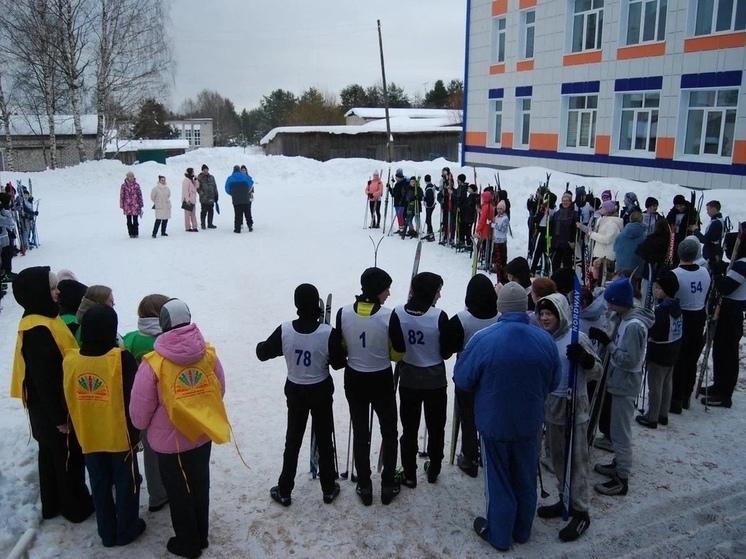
[{"xmin": 461, "ymin": 0, "xmax": 746, "ymax": 189}]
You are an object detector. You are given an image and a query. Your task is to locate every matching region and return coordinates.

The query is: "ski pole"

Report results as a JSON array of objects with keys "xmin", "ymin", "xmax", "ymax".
[{"xmin": 340, "ymin": 418, "xmax": 352, "ymax": 480}]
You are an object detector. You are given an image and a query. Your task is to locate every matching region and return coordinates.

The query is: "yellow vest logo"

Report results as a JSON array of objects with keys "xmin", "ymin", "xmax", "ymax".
[
  {"xmin": 174, "ymin": 368, "xmax": 210, "ymax": 399},
  {"xmin": 75, "ymin": 373, "xmax": 109, "ymax": 401}
]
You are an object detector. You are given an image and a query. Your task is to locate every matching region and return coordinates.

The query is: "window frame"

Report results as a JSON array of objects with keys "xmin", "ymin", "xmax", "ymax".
[
  {"xmin": 691, "ymin": 0, "xmax": 746, "ymax": 36},
  {"xmin": 615, "ymin": 91, "xmax": 660, "ymax": 155},
  {"xmin": 491, "ymin": 16, "xmax": 508, "ymax": 64},
  {"xmin": 516, "ymin": 97, "xmax": 532, "ymax": 148},
  {"xmin": 193, "ymin": 125, "xmax": 201, "ymax": 147},
  {"xmin": 678, "ymin": 87, "xmax": 739, "ymax": 159},
  {"xmin": 563, "ymin": 93, "xmax": 599, "ymax": 151},
  {"xmin": 569, "ymin": 0, "xmax": 605, "ymax": 53},
  {"xmin": 488, "ymin": 98, "xmax": 504, "ymax": 147},
  {"xmin": 519, "ymin": 9, "xmax": 536, "ymax": 59},
  {"xmin": 622, "ymin": 0, "xmax": 667, "ymax": 45}
]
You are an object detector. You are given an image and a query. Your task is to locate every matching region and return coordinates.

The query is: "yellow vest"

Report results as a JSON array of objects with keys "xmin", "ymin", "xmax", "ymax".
[
  {"xmin": 144, "ymin": 345, "xmax": 230, "ymax": 444},
  {"xmin": 62, "ymin": 348, "xmax": 131, "ymax": 454},
  {"xmin": 11, "ymin": 315, "xmax": 79, "ymax": 403}
]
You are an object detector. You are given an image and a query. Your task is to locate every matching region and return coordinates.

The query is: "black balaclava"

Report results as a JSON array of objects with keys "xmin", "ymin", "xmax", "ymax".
[
  {"xmin": 294, "ymin": 283, "xmax": 321, "ymax": 320},
  {"xmin": 13, "ymin": 266, "xmax": 59, "ymax": 318},
  {"xmin": 465, "ymin": 274, "xmax": 498, "ymax": 319},
  {"xmin": 58, "ymin": 280, "xmax": 88, "ymax": 317},
  {"xmin": 407, "ymin": 272, "xmax": 443, "ymax": 313},
  {"xmin": 360, "ymin": 267, "xmax": 392, "ymax": 300},
  {"xmin": 80, "ymin": 304, "xmax": 118, "ymax": 356}
]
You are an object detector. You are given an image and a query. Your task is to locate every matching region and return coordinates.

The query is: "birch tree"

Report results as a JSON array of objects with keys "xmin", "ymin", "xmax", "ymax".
[{"xmin": 0, "ymin": 72, "xmax": 15, "ymax": 171}]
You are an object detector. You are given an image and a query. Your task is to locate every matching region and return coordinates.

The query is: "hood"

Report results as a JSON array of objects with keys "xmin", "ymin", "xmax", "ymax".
[
  {"xmin": 80, "ymin": 304, "xmax": 118, "ymax": 352},
  {"xmin": 580, "ymin": 294, "xmax": 607, "ymax": 320},
  {"xmin": 622, "ymin": 307, "xmax": 656, "ymax": 329},
  {"xmin": 153, "ymin": 322, "xmax": 207, "ymax": 365},
  {"xmin": 480, "ymin": 191, "xmax": 492, "ymax": 205},
  {"xmin": 137, "ymin": 316, "xmax": 162, "ymax": 337},
  {"xmin": 536, "ymin": 293, "xmax": 571, "ymax": 339},
  {"xmin": 13, "ymin": 266, "xmax": 58, "ymax": 318},
  {"xmin": 57, "ymin": 279, "xmax": 88, "ymax": 316},
  {"xmin": 621, "ymin": 222, "xmax": 645, "ymax": 240},
  {"xmin": 407, "ymin": 272, "xmax": 443, "ymax": 313},
  {"xmin": 465, "ymin": 274, "xmax": 498, "ymax": 319}
]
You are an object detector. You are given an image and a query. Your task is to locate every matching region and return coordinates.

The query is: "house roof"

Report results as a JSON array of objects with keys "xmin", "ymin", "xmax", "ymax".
[
  {"xmin": 260, "ymin": 117, "xmax": 462, "ymax": 145},
  {"xmin": 105, "ymin": 138, "xmax": 190, "ymax": 153},
  {"xmin": 0, "ymin": 114, "xmax": 98, "ymax": 136},
  {"xmin": 344, "ymin": 108, "xmax": 462, "ymax": 121}
]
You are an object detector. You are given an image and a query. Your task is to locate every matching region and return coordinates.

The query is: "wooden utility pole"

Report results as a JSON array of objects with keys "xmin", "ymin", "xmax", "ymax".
[{"xmin": 377, "ymin": 19, "xmax": 394, "ymax": 163}]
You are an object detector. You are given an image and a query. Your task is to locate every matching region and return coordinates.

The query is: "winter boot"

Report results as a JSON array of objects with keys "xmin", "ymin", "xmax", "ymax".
[
  {"xmin": 355, "ymin": 483, "xmax": 373, "ymax": 506},
  {"xmin": 400, "ymin": 470, "xmax": 417, "ymax": 489},
  {"xmin": 457, "ymin": 454, "xmax": 478, "ymax": 478},
  {"xmin": 323, "ymin": 482, "xmax": 340, "ymax": 504},
  {"xmin": 635, "ymin": 415, "xmax": 657, "ymax": 429},
  {"xmin": 669, "ymin": 400, "xmax": 683, "ymax": 414},
  {"xmin": 594, "ymin": 475, "xmax": 628, "ymax": 496},
  {"xmin": 381, "ymin": 481, "xmax": 401, "ymax": 505},
  {"xmin": 537, "ymin": 500, "xmax": 567, "ymax": 519},
  {"xmin": 701, "ymin": 395, "xmax": 732, "ymax": 408},
  {"xmin": 167, "ymin": 536, "xmax": 201, "ymax": 559},
  {"xmin": 473, "ymin": 517, "xmax": 489, "ymax": 541},
  {"xmin": 270, "ymin": 486, "xmax": 291, "ymax": 507},
  {"xmin": 593, "ymin": 459, "xmax": 617, "ymax": 477},
  {"xmin": 559, "ymin": 511, "xmax": 591, "ymax": 542},
  {"xmin": 424, "ymin": 460, "xmax": 440, "ymax": 483},
  {"xmin": 658, "ymin": 416, "xmax": 669, "ymax": 426}
]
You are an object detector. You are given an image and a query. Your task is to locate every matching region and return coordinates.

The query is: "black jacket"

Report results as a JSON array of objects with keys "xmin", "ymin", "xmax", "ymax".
[{"xmin": 646, "ymin": 297, "xmax": 682, "ymax": 366}]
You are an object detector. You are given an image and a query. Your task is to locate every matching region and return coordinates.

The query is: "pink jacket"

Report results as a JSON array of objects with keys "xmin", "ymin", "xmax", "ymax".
[
  {"xmin": 129, "ymin": 323, "xmax": 226, "ymax": 454},
  {"xmin": 120, "ymin": 179, "xmax": 144, "ymax": 216},
  {"xmin": 366, "ymin": 176, "xmax": 383, "ymax": 201},
  {"xmin": 182, "ymin": 177, "xmax": 198, "ymax": 206}
]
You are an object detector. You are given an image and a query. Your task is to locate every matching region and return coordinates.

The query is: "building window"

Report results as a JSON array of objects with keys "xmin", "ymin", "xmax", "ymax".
[
  {"xmin": 625, "ymin": 0, "xmax": 667, "ymax": 44},
  {"xmin": 520, "ymin": 10, "xmax": 536, "ymax": 58},
  {"xmin": 566, "ymin": 95, "xmax": 598, "ymax": 148},
  {"xmin": 683, "ymin": 89, "xmax": 738, "ymax": 156},
  {"xmin": 185, "ymin": 128, "xmax": 192, "ymax": 144},
  {"xmin": 571, "ymin": 0, "xmax": 604, "ymax": 52},
  {"xmin": 491, "ymin": 17, "xmax": 507, "ymax": 63},
  {"xmin": 517, "ymin": 98, "xmax": 532, "ymax": 147},
  {"xmin": 694, "ymin": 0, "xmax": 746, "ymax": 35},
  {"xmin": 618, "ymin": 92, "xmax": 659, "ymax": 152},
  {"xmin": 489, "ymin": 99, "xmax": 503, "ymax": 146},
  {"xmin": 193, "ymin": 125, "xmax": 201, "ymax": 146}
]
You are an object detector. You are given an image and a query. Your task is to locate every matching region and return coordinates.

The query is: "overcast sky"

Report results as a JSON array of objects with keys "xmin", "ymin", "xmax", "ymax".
[{"xmin": 167, "ymin": 0, "xmax": 466, "ymax": 113}]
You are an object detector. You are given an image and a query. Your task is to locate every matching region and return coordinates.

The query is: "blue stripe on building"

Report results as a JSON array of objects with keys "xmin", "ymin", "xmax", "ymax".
[
  {"xmin": 614, "ymin": 76, "xmax": 663, "ymax": 92},
  {"xmin": 560, "ymin": 81, "xmax": 601, "ymax": 95},
  {"xmin": 516, "ymin": 86, "xmax": 533, "ymax": 97},
  {"xmin": 488, "ymin": 88, "xmax": 504, "ymax": 99},
  {"xmin": 680, "ymin": 71, "xmax": 742, "ymax": 89}
]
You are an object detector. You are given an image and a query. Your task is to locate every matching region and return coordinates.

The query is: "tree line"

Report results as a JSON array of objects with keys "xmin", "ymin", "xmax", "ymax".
[
  {"xmin": 135, "ymin": 79, "xmax": 464, "ymax": 147},
  {"xmin": 0, "ymin": 0, "xmax": 173, "ymax": 171}
]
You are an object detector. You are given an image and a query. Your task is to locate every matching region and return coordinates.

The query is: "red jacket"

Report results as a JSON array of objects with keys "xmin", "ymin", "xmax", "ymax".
[{"xmin": 475, "ymin": 191, "xmax": 495, "ymax": 239}]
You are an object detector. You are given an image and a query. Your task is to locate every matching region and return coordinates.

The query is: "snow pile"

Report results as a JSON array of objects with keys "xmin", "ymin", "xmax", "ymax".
[{"xmin": 0, "ymin": 147, "xmax": 745, "ymax": 558}]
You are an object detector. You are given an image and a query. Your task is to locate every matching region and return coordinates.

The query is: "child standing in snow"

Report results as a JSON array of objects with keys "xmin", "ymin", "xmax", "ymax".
[
  {"xmin": 151, "ymin": 176, "xmax": 171, "ymax": 238},
  {"xmin": 256, "ymin": 284, "xmax": 346, "ymax": 506},
  {"xmin": 120, "ymin": 171, "xmax": 143, "ymax": 238},
  {"xmin": 491, "ymin": 200, "xmax": 511, "ymax": 283}
]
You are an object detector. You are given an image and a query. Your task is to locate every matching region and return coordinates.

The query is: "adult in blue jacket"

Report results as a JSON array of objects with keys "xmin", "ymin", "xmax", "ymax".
[
  {"xmin": 225, "ymin": 165, "xmax": 254, "ymax": 233},
  {"xmin": 613, "ymin": 211, "xmax": 646, "ymax": 280},
  {"xmin": 454, "ymin": 282, "xmax": 561, "ymax": 552}
]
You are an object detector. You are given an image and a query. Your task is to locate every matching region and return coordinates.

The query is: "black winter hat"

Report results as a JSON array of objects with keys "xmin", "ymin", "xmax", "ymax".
[
  {"xmin": 645, "ymin": 197, "xmax": 659, "ymax": 209},
  {"xmin": 465, "ymin": 274, "xmax": 497, "ymax": 319},
  {"xmin": 504, "ymin": 257, "xmax": 531, "ymax": 288},
  {"xmin": 80, "ymin": 303, "xmax": 118, "ymax": 348},
  {"xmin": 457, "ymin": 174, "xmax": 467, "ymax": 183},
  {"xmin": 655, "ymin": 272, "xmax": 678, "ymax": 298},
  {"xmin": 360, "ymin": 267, "xmax": 392, "ymax": 298},
  {"xmin": 410, "ymin": 272, "xmax": 443, "ymax": 307},
  {"xmin": 12, "ymin": 266, "xmax": 58, "ymax": 318},
  {"xmin": 57, "ymin": 279, "xmax": 88, "ymax": 316},
  {"xmin": 534, "ymin": 297, "xmax": 560, "ymax": 321},
  {"xmin": 673, "ymin": 194, "xmax": 686, "ymax": 205},
  {"xmin": 550, "ymin": 267, "xmax": 576, "ymax": 295},
  {"xmin": 201, "ymin": 164, "xmax": 209, "ymax": 171},
  {"xmin": 294, "ymin": 283, "xmax": 320, "ymax": 319}
]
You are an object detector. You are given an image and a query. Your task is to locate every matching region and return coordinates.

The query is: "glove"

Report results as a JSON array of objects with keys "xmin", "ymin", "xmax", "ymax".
[
  {"xmin": 566, "ymin": 343, "xmax": 595, "ymax": 369},
  {"xmin": 588, "ymin": 327, "xmax": 611, "ymax": 347}
]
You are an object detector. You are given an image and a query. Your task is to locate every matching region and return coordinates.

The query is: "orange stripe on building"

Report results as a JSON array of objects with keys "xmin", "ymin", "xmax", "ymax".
[
  {"xmin": 519, "ymin": 0, "xmax": 537, "ymax": 8},
  {"xmin": 733, "ymin": 140, "xmax": 746, "ymax": 165},
  {"xmin": 465, "ymin": 131, "xmax": 487, "ymax": 147},
  {"xmin": 529, "ymin": 133, "xmax": 559, "ymax": 152},
  {"xmin": 684, "ymin": 31, "xmax": 746, "ymax": 53},
  {"xmin": 595, "ymin": 135, "xmax": 610, "ymax": 156},
  {"xmin": 501, "ymin": 132, "xmax": 513, "ymax": 149},
  {"xmin": 489, "ymin": 63, "xmax": 506, "ymax": 75},
  {"xmin": 562, "ymin": 50, "xmax": 602, "ymax": 66},
  {"xmin": 492, "ymin": 0, "xmax": 508, "ymax": 16},
  {"xmin": 617, "ymin": 42, "xmax": 666, "ymax": 60},
  {"xmin": 517, "ymin": 59, "xmax": 535, "ymax": 72},
  {"xmin": 656, "ymin": 137, "xmax": 675, "ymax": 160}
]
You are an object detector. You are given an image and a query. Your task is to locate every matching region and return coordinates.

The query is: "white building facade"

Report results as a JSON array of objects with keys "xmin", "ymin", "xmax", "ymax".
[{"xmin": 462, "ymin": 0, "xmax": 746, "ymax": 189}]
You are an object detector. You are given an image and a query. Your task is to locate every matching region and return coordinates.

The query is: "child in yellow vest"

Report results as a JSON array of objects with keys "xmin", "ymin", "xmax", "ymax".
[
  {"xmin": 130, "ymin": 298, "xmax": 228, "ymax": 559},
  {"xmin": 10, "ymin": 266, "xmax": 94, "ymax": 523},
  {"xmin": 63, "ymin": 303, "xmax": 145, "ymax": 547}
]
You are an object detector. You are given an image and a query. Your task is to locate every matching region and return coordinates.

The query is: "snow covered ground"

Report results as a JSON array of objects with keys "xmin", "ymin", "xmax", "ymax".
[{"xmin": 1, "ymin": 147, "xmax": 745, "ymax": 558}]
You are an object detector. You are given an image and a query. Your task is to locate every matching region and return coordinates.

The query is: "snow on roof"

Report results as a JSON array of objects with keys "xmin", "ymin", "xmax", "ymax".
[
  {"xmin": 260, "ymin": 117, "xmax": 462, "ymax": 145},
  {"xmin": 344, "ymin": 108, "xmax": 462, "ymax": 121},
  {"xmin": 105, "ymin": 138, "xmax": 190, "ymax": 153},
  {"xmin": 0, "ymin": 114, "xmax": 98, "ymax": 136}
]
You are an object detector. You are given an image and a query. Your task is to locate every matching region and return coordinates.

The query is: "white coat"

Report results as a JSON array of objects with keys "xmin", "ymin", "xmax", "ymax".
[{"xmin": 150, "ymin": 183, "xmax": 172, "ymax": 220}]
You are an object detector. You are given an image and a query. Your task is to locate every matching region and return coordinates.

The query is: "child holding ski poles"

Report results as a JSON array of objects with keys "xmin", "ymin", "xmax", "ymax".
[
  {"xmin": 256, "ymin": 284, "xmax": 346, "ymax": 506},
  {"xmin": 490, "ymin": 200, "xmax": 511, "ymax": 282}
]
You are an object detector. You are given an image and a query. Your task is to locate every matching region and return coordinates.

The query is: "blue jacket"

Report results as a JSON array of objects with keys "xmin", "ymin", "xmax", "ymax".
[
  {"xmin": 453, "ymin": 312, "xmax": 561, "ymax": 441},
  {"xmin": 614, "ymin": 222, "xmax": 646, "ymax": 276},
  {"xmin": 224, "ymin": 171, "xmax": 254, "ymax": 205}
]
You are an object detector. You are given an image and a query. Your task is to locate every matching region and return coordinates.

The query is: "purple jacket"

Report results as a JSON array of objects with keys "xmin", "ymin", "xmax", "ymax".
[
  {"xmin": 129, "ymin": 323, "xmax": 226, "ymax": 454},
  {"xmin": 120, "ymin": 179, "xmax": 144, "ymax": 216}
]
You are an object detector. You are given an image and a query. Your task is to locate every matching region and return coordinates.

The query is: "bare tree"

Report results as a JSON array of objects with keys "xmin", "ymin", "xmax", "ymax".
[
  {"xmin": 90, "ymin": 0, "xmax": 174, "ymax": 159},
  {"xmin": 0, "ymin": 0, "xmax": 62, "ymax": 168},
  {"xmin": 51, "ymin": 0, "xmax": 93, "ymax": 163},
  {"xmin": 0, "ymin": 71, "xmax": 15, "ymax": 171}
]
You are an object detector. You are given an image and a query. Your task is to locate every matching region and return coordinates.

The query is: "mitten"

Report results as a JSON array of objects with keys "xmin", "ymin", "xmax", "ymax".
[{"xmin": 588, "ymin": 327, "xmax": 611, "ymax": 347}]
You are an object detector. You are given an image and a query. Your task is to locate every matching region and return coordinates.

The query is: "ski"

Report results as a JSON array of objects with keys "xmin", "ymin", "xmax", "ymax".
[
  {"xmin": 587, "ymin": 319, "xmax": 622, "ymax": 448},
  {"xmin": 382, "ymin": 169, "xmax": 390, "ymax": 235},
  {"xmin": 562, "ymin": 265, "xmax": 581, "ymax": 521},
  {"xmin": 449, "ymin": 399, "xmax": 461, "ymax": 465},
  {"xmin": 310, "ymin": 293, "xmax": 334, "ymax": 479}
]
